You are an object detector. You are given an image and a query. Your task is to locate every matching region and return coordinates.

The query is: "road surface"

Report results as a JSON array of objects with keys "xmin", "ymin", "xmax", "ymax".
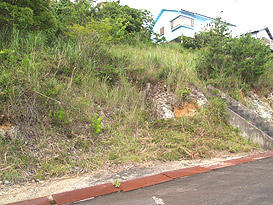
[{"xmin": 78, "ymin": 157, "xmax": 273, "ymax": 205}]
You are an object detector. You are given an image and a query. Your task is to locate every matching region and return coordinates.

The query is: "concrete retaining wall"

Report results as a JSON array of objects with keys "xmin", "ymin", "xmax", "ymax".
[
  {"xmin": 227, "ymin": 108, "xmax": 273, "ymax": 150},
  {"xmin": 207, "ymin": 85, "xmax": 273, "ymax": 149}
]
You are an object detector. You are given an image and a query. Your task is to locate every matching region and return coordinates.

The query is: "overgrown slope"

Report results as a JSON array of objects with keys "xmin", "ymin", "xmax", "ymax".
[{"xmin": 0, "ymin": 29, "xmax": 259, "ymax": 183}]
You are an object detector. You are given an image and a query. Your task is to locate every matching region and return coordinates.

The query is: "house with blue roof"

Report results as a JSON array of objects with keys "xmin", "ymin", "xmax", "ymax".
[{"xmin": 153, "ymin": 9, "xmax": 224, "ymax": 41}]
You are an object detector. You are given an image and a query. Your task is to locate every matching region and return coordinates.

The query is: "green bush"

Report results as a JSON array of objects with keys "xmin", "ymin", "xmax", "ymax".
[
  {"xmin": 229, "ymin": 34, "xmax": 272, "ymax": 83},
  {"xmin": 0, "ymin": 1, "xmax": 58, "ymax": 40},
  {"xmin": 93, "ymin": 2, "xmax": 154, "ymax": 44},
  {"xmin": 0, "ymin": 2, "xmax": 34, "ymax": 30},
  {"xmin": 196, "ymin": 18, "xmax": 272, "ymax": 87},
  {"xmin": 0, "ymin": 68, "xmax": 13, "ymax": 103},
  {"xmin": 179, "ymin": 35, "xmax": 199, "ymax": 49}
]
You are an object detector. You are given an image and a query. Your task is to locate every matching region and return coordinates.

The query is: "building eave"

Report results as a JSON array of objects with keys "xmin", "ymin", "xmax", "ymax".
[
  {"xmin": 248, "ymin": 27, "xmax": 273, "ymax": 40},
  {"xmin": 154, "ymin": 9, "xmax": 180, "ymax": 25}
]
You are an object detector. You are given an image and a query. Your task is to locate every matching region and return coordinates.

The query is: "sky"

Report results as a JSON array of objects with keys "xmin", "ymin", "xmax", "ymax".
[{"xmin": 118, "ymin": 0, "xmax": 273, "ymax": 36}]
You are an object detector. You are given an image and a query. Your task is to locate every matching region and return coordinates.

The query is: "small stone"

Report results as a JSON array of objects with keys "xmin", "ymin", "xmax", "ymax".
[
  {"xmin": 152, "ymin": 196, "xmax": 165, "ymax": 204},
  {"xmin": 4, "ymin": 180, "xmax": 10, "ymax": 185},
  {"xmin": 8, "ymin": 126, "xmax": 20, "ymax": 139},
  {"xmin": 0, "ymin": 129, "xmax": 6, "ymax": 137}
]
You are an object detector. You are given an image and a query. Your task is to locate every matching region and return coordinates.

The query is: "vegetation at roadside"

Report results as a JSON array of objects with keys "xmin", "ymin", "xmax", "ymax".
[{"xmin": 0, "ymin": 2, "xmax": 270, "ymax": 184}]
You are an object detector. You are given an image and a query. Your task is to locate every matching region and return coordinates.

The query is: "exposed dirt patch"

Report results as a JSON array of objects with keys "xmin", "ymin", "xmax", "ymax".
[
  {"xmin": 173, "ymin": 102, "xmax": 198, "ymax": 118},
  {"xmin": 0, "ymin": 122, "xmax": 11, "ymax": 132},
  {"xmin": 0, "ymin": 120, "xmax": 12, "ymax": 139}
]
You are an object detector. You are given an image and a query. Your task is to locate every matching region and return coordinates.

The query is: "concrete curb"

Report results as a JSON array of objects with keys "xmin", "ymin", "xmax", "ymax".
[{"xmin": 10, "ymin": 150, "xmax": 273, "ymax": 205}]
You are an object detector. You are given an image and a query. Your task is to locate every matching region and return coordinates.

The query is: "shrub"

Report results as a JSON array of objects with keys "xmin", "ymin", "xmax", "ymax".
[
  {"xmin": 179, "ymin": 35, "xmax": 199, "ymax": 49},
  {"xmin": 229, "ymin": 34, "xmax": 272, "ymax": 84},
  {"xmin": 0, "ymin": 2, "xmax": 34, "ymax": 30},
  {"xmin": 0, "ymin": 1, "xmax": 58, "ymax": 40},
  {"xmin": 67, "ymin": 18, "xmax": 128, "ymax": 44},
  {"xmin": 196, "ymin": 18, "xmax": 272, "ymax": 87}
]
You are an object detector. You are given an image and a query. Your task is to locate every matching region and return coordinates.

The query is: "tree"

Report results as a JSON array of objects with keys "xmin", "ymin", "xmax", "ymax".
[
  {"xmin": 0, "ymin": 0, "xmax": 58, "ymax": 38},
  {"xmin": 53, "ymin": 0, "xmax": 93, "ymax": 28},
  {"xmin": 196, "ymin": 17, "xmax": 272, "ymax": 86},
  {"xmin": 0, "ymin": 2, "xmax": 34, "ymax": 30},
  {"xmin": 93, "ymin": 2, "xmax": 154, "ymax": 43}
]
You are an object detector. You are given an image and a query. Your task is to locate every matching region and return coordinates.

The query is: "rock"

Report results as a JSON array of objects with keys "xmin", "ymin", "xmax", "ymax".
[
  {"xmin": 145, "ymin": 83, "xmax": 207, "ymax": 120},
  {"xmin": 146, "ymin": 83, "xmax": 176, "ymax": 119},
  {"xmin": 0, "ymin": 123, "xmax": 21, "ymax": 139},
  {"xmin": 8, "ymin": 126, "xmax": 20, "ymax": 139},
  {"xmin": 161, "ymin": 106, "xmax": 175, "ymax": 119},
  {"xmin": 196, "ymin": 96, "xmax": 208, "ymax": 107},
  {"xmin": 0, "ymin": 128, "xmax": 6, "ymax": 137},
  {"xmin": 4, "ymin": 180, "xmax": 10, "ymax": 185},
  {"xmin": 247, "ymin": 92, "xmax": 273, "ymax": 122},
  {"xmin": 266, "ymin": 92, "xmax": 273, "ymax": 108},
  {"xmin": 152, "ymin": 196, "xmax": 165, "ymax": 204},
  {"xmin": 0, "ymin": 121, "xmax": 11, "ymax": 138},
  {"xmin": 189, "ymin": 86, "xmax": 208, "ymax": 107}
]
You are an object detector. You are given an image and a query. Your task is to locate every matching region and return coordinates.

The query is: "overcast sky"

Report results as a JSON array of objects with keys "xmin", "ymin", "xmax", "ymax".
[{"xmin": 118, "ymin": 0, "xmax": 273, "ymax": 36}]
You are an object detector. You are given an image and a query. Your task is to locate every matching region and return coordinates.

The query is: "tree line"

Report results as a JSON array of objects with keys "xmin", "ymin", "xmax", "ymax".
[{"xmin": 0, "ymin": 0, "xmax": 155, "ymax": 43}]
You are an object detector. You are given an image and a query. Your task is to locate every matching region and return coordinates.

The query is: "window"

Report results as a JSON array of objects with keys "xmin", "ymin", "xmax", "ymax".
[
  {"xmin": 171, "ymin": 17, "xmax": 181, "ymax": 29},
  {"xmin": 160, "ymin": 26, "xmax": 164, "ymax": 36},
  {"xmin": 171, "ymin": 16, "xmax": 194, "ymax": 29}
]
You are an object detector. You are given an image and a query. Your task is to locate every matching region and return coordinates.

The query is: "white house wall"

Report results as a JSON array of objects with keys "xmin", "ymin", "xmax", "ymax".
[
  {"xmin": 153, "ymin": 10, "xmax": 214, "ymax": 42},
  {"xmin": 154, "ymin": 10, "xmax": 183, "ymax": 41}
]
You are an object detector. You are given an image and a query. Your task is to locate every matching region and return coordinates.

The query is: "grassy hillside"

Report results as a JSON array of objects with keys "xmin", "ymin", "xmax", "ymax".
[{"xmin": 0, "ymin": 29, "xmax": 262, "ymax": 183}]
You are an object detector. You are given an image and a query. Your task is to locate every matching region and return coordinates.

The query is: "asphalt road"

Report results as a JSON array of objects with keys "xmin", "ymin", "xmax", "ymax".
[{"xmin": 77, "ymin": 157, "xmax": 273, "ymax": 205}]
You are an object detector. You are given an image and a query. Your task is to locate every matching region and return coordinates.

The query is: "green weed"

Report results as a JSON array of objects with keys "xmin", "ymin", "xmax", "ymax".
[
  {"xmin": 89, "ymin": 114, "xmax": 102, "ymax": 135},
  {"xmin": 113, "ymin": 179, "xmax": 121, "ymax": 188},
  {"xmin": 49, "ymin": 108, "xmax": 68, "ymax": 127}
]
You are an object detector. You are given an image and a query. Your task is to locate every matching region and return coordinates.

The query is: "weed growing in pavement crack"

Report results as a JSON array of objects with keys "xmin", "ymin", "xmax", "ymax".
[{"xmin": 113, "ymin": 179, "xmax": 121, "ymax": 188}]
